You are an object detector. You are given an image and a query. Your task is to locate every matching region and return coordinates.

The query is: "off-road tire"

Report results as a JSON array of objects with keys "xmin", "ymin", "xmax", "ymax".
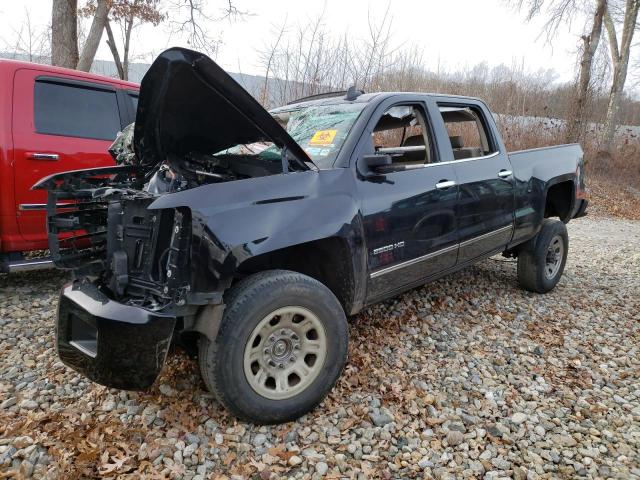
[
  {"xmin": 517, "ymin": 218, "xmax": 569, "ymax": 293},
  {"xmin": 198, "ymin": 270, "xmax": 348, "ymax": 424}
]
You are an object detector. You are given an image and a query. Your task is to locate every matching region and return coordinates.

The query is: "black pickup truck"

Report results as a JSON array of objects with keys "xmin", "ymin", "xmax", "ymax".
[{"xmin": 35, "ymin": 48, "xmax": 588, "ymax": 424}]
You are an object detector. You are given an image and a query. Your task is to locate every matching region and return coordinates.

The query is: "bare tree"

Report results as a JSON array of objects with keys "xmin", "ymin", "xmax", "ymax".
[
  {"xmin": 358, "ymin": 4, "xmax": 396, "ymax": 91},
  {"xmin": 165, "ymin": 0, "xmax": 249, "ymax": 57},
  {"xmin": 77, "ymin": 0, "xmax": 246, "ymax": 79},
  {"xmin": 81, "ymin": 0, "xmax": 163, "ymax": 80},
  {"xmin": 2, "ymin": 8, "xmax": 51, "ymax": 62},
  {"xmin": 52, "ymin": 0, "xmax": 113, "ymax": 71},
  {"xmin": 52, "ymin": 0, "xmax": 79, "ymax": 68},
  {"xmin": 515, "ymin": 0, "xmax": 583, "ymax": 40},
  {"xmin": 259, "ymin": 19, "xmax": 287, "ymax": 105},
  {"xmin": 565, "ymin": 0, "xmax": 607, "ymax": 143},
  {"xmin": 77, "ymin": 0, "xmax": 110, "ymax": 71},
  {"xmin": 600, "ymin": 0, "xmax": 640, "ymax": 155},
  {"xmin": 256, "ymin": 7, "xmax": 396, "ymax": 106},
  {"xmin": 512, "ymin": 0, "xmax": 609, "ymax": 143}
]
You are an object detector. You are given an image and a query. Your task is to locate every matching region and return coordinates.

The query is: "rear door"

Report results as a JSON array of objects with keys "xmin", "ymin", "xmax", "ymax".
[
  {"xmin": 12, "ymin": 69, "xmax": 133, "ymax": 246},
  {"xmin": 358, "ymin": 99, "xmax": 459, "ymax": 301},
  {"xmin": 434, "ymin": 101, "xmax": 514, "ymax": 263}
]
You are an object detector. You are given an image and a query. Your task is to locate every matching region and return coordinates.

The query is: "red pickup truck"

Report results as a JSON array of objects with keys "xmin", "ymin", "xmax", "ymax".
[{"xmin": 0, "ymin": 59, "xmax": 139, "ymax": 272}]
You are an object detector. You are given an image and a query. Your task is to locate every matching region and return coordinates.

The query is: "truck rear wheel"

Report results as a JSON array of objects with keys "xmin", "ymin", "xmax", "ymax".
[
  {"xmin": 198, "ymin": 270, "xmax": 348, "ymax": 424},
  {"xmin": 517, "ymin": 218, "xmax": 568, "ymax": 293}
]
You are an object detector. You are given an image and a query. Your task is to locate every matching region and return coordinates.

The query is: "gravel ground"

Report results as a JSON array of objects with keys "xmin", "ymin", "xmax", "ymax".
[{"xmin": 0, "ymin": 216, "xmax": 639, "ymax": 479}]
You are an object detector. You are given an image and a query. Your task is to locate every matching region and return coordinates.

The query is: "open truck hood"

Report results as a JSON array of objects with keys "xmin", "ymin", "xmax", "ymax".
[{"xmin": 134, "ymin": 47, "xmax": 314, "ymax": 171}]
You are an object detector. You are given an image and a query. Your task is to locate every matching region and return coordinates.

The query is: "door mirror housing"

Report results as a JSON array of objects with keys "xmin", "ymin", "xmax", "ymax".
[
  {"xmin": 362, "ymin": 154, "xmax": 392, "ymax": 172},
  {"xmin": 358, "ymin": 154, "xmax": 395, "ymax": 183}
]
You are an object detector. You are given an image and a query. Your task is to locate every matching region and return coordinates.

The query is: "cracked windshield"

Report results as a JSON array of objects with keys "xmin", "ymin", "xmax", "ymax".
[{"xmin": 219, "ymin": 103, "xmax": 366, "ymax": 169}]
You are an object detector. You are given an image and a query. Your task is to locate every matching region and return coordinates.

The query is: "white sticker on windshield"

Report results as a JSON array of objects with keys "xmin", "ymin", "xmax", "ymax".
[
  {"xmin": 305, "ymin": 147, "xmax": 333, "ymax": 157},
  {"xmin": 306, "ymin": 147, "xmax": 322, "ymax": 156}
]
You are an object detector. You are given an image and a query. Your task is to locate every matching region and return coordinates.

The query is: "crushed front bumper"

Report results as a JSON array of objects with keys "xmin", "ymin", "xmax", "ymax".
[{"xmin": 57, "ymin": 281, "xmax": 176, "ymax": 390}]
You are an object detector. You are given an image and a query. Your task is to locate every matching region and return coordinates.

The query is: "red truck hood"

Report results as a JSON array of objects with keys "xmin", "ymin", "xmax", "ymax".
[{"xmin": 133, "ymin": 47, "xmax": 314, "ymax": 171}]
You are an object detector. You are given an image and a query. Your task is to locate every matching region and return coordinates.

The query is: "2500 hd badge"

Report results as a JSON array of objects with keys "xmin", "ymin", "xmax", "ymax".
[
  {"xmin": 35, "ymin": 47, "xmax": 587, "ymax": 424},
  {"xmin": 373, "ymin": 241, "xmax": 405, "ymax": 255}
]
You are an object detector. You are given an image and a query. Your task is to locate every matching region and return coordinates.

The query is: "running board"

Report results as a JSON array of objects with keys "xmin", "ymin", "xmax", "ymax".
[{"xmin": 1, "ymin": 256, "xmax": 54, "ymax": 273}]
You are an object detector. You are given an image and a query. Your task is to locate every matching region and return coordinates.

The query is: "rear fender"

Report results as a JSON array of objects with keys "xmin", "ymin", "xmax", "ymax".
[
  {"xmin": 542, "ymin": 174, "xmax": 576, "ymax": 223},
  {"xmin": 508, "ymin": 144, "xmax": 582, "ymax": 245}
]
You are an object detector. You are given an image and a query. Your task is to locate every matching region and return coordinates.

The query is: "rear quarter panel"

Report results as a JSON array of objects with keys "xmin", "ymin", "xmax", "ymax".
[{"xmin": 508, "ymin": 143, "xmax": 583, "ymax": 245}]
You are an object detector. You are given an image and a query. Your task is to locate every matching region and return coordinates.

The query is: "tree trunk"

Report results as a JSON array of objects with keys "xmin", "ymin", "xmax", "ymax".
[
  {"xmin": 565, "ymin": 0, "xmax": 606, "ymax": 144},
  {"xmin": 105, "ymin": 21, "xmax": 125, "ymax": 80},
  {"xmin": 601, "ymin": 0, "xmax": 640, "ymax": 155},
  {"xmin": 122, "ymin": 15, "xmax": 135, "ymax": 81},
  {"xmin": 51, "ymin": 0, "xmax": 79, "ymax": 68},
  {"xmin": 77, "ymin": 0, "xmax": 110, "ymax": 72}
]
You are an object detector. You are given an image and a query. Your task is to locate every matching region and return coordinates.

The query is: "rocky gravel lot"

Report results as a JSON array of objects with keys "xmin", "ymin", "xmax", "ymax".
[{"xmin": 1, "ymin": 215, "xmax": 639, "ymax": 479}]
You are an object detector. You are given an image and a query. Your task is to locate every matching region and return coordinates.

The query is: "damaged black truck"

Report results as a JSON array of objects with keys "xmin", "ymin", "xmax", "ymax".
[{"xmin": 35, "ymin": 48, "xmax": 588, "ymax": 424}]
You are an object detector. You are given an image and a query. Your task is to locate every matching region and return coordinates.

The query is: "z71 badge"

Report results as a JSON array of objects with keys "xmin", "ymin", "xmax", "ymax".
[{"xmin": 373, "ymin": 241, "xmax": 405, "ymax": 255}]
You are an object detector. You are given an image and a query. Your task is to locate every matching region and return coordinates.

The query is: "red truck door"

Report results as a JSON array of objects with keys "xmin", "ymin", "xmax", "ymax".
[{"xmin": 11, "ymin": 69, "xmax": 131, "ymax": 249}]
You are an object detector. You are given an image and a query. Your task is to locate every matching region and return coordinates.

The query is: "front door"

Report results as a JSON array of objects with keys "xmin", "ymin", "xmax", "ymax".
[
  {"xmin": 358, "ymin": 102, "xmax": 459, "ymax": 301},
  {"xmin": 435, "ymin": 102, "xmax": 514, "ymax": 262}
]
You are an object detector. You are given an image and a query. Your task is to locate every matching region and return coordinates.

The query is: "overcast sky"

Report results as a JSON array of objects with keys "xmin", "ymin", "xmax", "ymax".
[{"xmin": 2, "ymin": 0, "xmax": 588, "ymax": 82}]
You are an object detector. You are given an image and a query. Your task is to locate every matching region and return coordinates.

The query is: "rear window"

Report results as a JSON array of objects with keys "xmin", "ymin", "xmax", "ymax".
[{"xmin": 34, "ymin": 80, "xmax": 121, "ymax": 141}]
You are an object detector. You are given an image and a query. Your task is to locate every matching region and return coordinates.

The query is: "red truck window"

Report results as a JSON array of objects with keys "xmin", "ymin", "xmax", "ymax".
[
  {"xmin": 129, "ymin": 93, "xmax": 139, "ymax": 113},
  {"xmin": 34, "ymin": 80, "xmax": 121, "ymax": 141}
]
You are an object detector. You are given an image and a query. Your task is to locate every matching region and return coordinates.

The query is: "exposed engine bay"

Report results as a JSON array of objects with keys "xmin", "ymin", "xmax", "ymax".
[
  {"xmin": 33, "ymin": 46, "xmax": 322, "ymax": 314},
  {"xmin": 35, "ymin": 110, "xmax": 304, "ymax": 313},
  {"xmin": 144, "ymin": 153, "xmax": 283, "ymax": 194},
  {"xmin": 35, "ymin": 149, "xmax": 283, "ymax": 314}
]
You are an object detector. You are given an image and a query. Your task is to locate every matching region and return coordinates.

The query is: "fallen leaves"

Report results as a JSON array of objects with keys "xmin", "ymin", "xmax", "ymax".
[{"xmin": 1, "ymin": 216, "xmax": 639, "ymax": 478}]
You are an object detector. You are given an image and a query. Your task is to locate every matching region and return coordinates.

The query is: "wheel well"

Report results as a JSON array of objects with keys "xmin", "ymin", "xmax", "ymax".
[
  {"xmin": 545, "ymin": 181, "xmax": 574, "ymax": 222},
  {"xmin": 236, "ymin": 237, "xmax": 355, "ymax": 313}
]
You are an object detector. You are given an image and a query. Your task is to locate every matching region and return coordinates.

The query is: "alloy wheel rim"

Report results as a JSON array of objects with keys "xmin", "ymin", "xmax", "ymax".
[
  {"xmin": 544, "ymin": 235, "xmax": 564, "ymax": 280},
  {"xmin": 243, "ymin": 306, "xmax": 327, "ymax": 400}
]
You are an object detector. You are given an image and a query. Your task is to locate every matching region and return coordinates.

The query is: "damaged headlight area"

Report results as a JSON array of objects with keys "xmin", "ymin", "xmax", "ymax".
[{"xmin": 36, "ymin": 166, "xmax": 192, "ymax": 312}]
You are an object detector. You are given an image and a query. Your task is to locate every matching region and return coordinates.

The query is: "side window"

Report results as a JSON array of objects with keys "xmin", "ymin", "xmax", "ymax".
[
  {"xmin": 371, "ymin": 104, "xmax": 435, "ymax": 165},
  {"xmin": 128, "ymin": 93, "xmax": 139, "ymax": 116},
  {"xmin": 34, "ymin": 80, "xmax": 121, "ymax": 141},
  {"xmin": 438, "ymin": 105, "xmax": 497, "ymax": 160}
]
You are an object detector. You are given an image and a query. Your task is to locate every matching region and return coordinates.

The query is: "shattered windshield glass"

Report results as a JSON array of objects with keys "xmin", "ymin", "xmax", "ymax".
[{"xmin": 215, "ymin": 103, "xmax": 366, "ymax": 169}]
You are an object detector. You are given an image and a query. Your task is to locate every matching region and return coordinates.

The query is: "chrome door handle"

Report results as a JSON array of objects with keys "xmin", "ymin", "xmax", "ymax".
[
  {"xmin": 29, "ymin": 152, "xmax": 59, "ymax": 161},
  {"xmin": 498, "ymin": 170, "xmax": 512, "ymax": 178},
  {"xmin": 435, "ymin": 180, "xmax": 456, "ymax": 189}
]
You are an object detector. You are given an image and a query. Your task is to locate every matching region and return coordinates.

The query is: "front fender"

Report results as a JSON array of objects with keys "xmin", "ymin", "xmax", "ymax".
[{"xmin": 149, "ymin": 168, "xmax": 363, "ymax": 300}]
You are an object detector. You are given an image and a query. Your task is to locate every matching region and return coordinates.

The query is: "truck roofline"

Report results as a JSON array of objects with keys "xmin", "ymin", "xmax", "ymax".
[
  {"xmin": 270, "ymin": 91, "xmax": 487, "ymax": 110},
  {"xmin": 0, "ymin": 58, "xmax": 139, "ymax": 89}
]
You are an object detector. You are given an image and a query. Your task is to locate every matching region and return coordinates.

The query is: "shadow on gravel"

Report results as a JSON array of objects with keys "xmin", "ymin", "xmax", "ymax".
[{"xmin": 0, "ymin": 269, "xmax": 68, "ymax": 289}]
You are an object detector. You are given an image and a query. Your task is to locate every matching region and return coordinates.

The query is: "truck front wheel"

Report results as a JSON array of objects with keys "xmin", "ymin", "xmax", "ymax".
[
  {"xmin": 517, "ymin": 218, "xmax": 569, "ymax": 293},
  {"xmin": 198, "ymin": 270, "xmax": 348, "ymax": 424}
]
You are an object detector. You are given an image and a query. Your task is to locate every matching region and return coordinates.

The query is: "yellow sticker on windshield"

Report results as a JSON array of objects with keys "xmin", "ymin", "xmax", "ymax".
[{"xmin": 309, "ymin": 129, "xmax": 337, "ymax": 145}]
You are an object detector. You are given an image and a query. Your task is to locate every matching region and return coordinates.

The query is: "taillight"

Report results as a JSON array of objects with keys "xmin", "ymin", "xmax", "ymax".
[{"xmin": 575, "ymin": 163, "xmax": 587, "ymax": 199}]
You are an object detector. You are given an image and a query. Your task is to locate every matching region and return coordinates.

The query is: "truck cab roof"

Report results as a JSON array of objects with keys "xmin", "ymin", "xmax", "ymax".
[
  {"xmin": 272, "ymin": 91, "xmax": 486, "ymax": 111},
  {"xmin": 0, "ymin": 58, "xmax": 139, "ymax": 89}
]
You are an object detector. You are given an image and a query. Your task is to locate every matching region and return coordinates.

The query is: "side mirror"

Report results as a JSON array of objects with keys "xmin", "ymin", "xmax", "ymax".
[
  {"xmin": 362, "ymin": 154, "xmax": 392, "ymax": 171},
  {"xmin": 358, "ymin": 154, "xmax": 393, "ymax": 183}
]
